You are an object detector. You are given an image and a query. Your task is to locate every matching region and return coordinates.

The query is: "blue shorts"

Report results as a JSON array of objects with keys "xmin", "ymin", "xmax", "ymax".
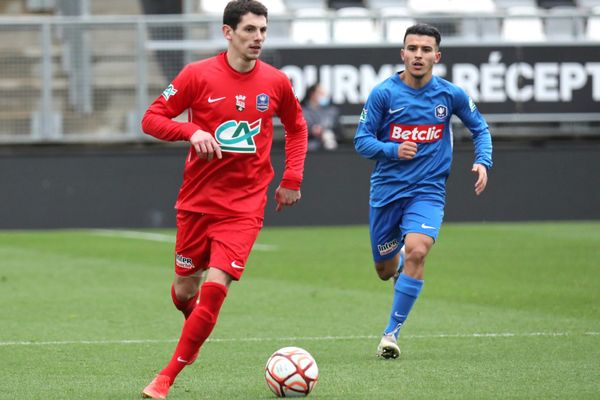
[{"xmin": 369, "ymin": 195, "xmax": 445, "ymax": 262}]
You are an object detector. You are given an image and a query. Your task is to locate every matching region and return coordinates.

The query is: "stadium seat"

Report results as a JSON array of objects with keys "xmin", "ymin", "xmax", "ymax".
[
  {"xmin": 449, "ymin": 0, "xmax": 497, "ymax": 39},
  {"xmin": 333, "ymin": 7, "xmax": 381, "ymax": 43},
  {"xmin": 368, "ymin": 0, "xmax": 408, "ymax": 11},
  {"xmin": 450, "ymin": 0, "xmax": 496, "ymax": 13},
  {"xmin": 501, "ymin": 5, "xmax": 546, "ymax": 42},
  {"xmin": 200, "ymin": 0, "xmax": 287, "ymax": 14},
  {"xmin": 408, "ymin": 0, "xmax": 496, "ymax": 14},
  {"xmin": 291, "ymin": 7, "xmax": 331, "ymax": 44},
  {"xmin": 545, "ymin": 6, "xmax": 582, "ymax": 40},
  {"xmin": 198, "ymin": 0, "xmax": 230, "ymax": 15},
  {"xmin": 284, "ymin": 0, "xmax": 327, "ymax": 11},
  {"xmin": 577, "ymin": 0, "xmax": 600, "ymax": 9},
  {"xmin": 260, "ymin": 0, "xmax": 290, "ymax": 42},
  {"xmin": 494, "ymin": 0, "xmax": 538, "ymax": 10},
  {"xmin": 586, "ymin": 6, "xmax": 600, "ymax": 39},
  {"xmin": 380, "ymin": 7, "xmax": 416, "ymax": 43},
  {"xmin": 260, "ymin": 0, "xmax": 288, "ymax": 14},
  {"xmin": 407, "ymin": 0, "xmax": 454, "ymax": 14}
]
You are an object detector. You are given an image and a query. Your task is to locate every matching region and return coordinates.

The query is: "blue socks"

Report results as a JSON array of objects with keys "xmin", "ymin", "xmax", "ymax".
[{"xmin": 384, "ymin": 273, "xmax": 424, "ymax": 338}]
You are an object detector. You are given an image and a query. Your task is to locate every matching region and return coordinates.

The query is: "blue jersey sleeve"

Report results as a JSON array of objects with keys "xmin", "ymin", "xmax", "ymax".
[
  {"xmin": 453, "ymin": 88, "xmax": 493, "ymax": 169},
  {"xmin": 354, "ymin": 86, "xmax": 399, "ymax": 161}
]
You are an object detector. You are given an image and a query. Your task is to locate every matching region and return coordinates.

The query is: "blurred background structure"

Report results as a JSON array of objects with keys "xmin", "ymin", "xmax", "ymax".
[
  {"xmin": 0, "ymin": 0, "xmax": 599, "ymax": 143},
  {"xmin": 0, "ymin": 0, "xmax": 599, "ymax": 228}
]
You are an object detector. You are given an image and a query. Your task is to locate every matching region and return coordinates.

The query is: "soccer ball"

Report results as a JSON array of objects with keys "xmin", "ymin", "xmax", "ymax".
[{"xmin": 264, "ymin": 346, "xmax": 319, "ymax": 397}]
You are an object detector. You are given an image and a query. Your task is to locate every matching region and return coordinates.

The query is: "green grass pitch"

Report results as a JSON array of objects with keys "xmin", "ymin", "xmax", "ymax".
[{"xmin": 0, "ymin": 222, "xmax": 599, "ymax": 399}]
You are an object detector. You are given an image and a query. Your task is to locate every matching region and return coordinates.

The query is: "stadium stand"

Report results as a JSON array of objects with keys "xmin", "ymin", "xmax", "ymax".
[
  {"xmin": 0, "ymin": 0, "xmax": 599, "ymax": 143},
  {"xmin": 494, "ymin": 0, "xmax": 538, "ymax": 9},
  {"xmin": 380, "ymin": 7, "xmax": 416, "ymax": 43},
  {"xmin": 501, "ymin": 5, "xmax": 546, "ymax": 42},
  {"xmin": 587, "ymin": 6, "xmax": 600, "ymax": 38},
  {"xmin": 284, "ymin": 0, "xmax": 327, "ymax": 11},
  {"xmin": 198, "ymin": 0, "xmax": 231, "ymax": 15},
  {"xmin": 333, "ymin": 6, "xmax": 380, "ymax": 43},
  {"xmin": 577, "ymin": 0, "xmax": 600, "ymax": 9},
  {"xmin": 368, "ymin": 0, "xmax": 408, "ymax": 10},
  {"xmin": 291, "ymin": 8, "xmax": 331, "ymax": 44},
  {"xmin": 545, "ymin": 5, "xmax": 584, "ymax": 39}
]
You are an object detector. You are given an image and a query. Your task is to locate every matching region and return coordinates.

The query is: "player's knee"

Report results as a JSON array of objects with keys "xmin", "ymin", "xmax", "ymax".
[
  {"xmin": 405, "ymin": 245, "xmax": 428, "ymax": 266},
  {"xmin": 374, "ymin": 262, "xmax": 395, "ymax": 281},
  {"xmin": 173, "ymin": 282, "xmax": 198, "ymax": 303}
]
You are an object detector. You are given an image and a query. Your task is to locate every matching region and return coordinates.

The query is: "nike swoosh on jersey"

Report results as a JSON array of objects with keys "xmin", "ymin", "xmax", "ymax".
[
  {"xmin": 208, "ymin": 96, "xmax": 226, "ymax": 103},
  {"xmin": 421, "ymin": 223, "xmax": 436, "ymax": 229},
  {"xmin": 388, "ymin": 107, "xmax": 405, "ymax": 114},
  {"xmin": 230, "ymin": 261, "xmax": 245, "ymax": 269}
]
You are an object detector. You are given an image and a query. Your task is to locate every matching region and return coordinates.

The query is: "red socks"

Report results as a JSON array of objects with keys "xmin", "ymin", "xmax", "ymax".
[
  {"xmin": 160, "ymin": 281, "xmax": 228, "ymax": 383},
  {"xmin": 171, "ymin": 284, "xmax": 199, "ymax": 319}
]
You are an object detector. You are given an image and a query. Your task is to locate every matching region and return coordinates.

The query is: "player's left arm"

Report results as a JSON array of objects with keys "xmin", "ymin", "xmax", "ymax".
[
  {"xmin": 275, "ymin": 78, "xmax": 308, "ymax": 211},
  {"xmin": 453, "ymin": 88, "xmax": 493, "ymax": 196},
  {"xmin": 471, "ymin": 163, "xmax": 488, "ymax": 196}
]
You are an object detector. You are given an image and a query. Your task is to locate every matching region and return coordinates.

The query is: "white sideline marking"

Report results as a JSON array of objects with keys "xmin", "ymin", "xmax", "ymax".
[
  {"xmin": 1, "ymin": 332, "xmax": 597, "ymax": 347},
  {"xmin": 89, "ymin": 229, "xmax": 277, "ymax": 251}
]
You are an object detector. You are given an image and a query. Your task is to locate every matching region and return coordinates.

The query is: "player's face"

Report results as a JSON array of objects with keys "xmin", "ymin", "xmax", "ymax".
[
  {"xmin": 401, "ymin": 34, "xmax": 441, "ymax": 80},
  {"xmin": 224, "ymin": 13, "xmax": 267, "ymax": 62}
]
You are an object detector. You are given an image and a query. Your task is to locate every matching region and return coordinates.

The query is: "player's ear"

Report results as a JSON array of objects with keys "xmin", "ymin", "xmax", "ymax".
[
  {"xmin": 400, "ymin": 48, "xmax": 405, "ymax": 62},
  {"xmin": 222, "ymin": 24, "xmax": 233, "ymax": 39},
  {"xmin": 434, "ymin": 50, "xmax": 441, "ymax": 64}
]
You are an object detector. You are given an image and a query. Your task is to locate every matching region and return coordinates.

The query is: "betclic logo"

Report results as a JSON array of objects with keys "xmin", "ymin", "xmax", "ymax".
[{"xmin": 389, "ymin": 124, "xmax": 444, "ymax": 143}]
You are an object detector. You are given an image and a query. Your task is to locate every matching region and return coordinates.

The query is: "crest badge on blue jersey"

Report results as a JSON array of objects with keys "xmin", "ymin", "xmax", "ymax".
[
  {"xmin": 256, "ymin": 93, "xmax": 269, "ymax": 112},
  {"xmin": 435, "ymin": 104, "xmax": 448, "ymax": 120}
]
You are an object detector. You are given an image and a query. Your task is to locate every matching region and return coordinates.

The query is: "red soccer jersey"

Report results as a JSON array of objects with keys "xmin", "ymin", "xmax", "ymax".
[{"xmin": 142, "ymin": 52, "xmax": 308, "ymax": 217}]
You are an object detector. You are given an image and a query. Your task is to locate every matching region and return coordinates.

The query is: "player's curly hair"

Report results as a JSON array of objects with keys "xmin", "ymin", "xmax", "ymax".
[
  {"xmin": 223, "ymin": 0, "xmax": 268, "ymax": 29},
  {"xmin": 404, "ymin": 24, "xmax": 441, "ymax": 47}
]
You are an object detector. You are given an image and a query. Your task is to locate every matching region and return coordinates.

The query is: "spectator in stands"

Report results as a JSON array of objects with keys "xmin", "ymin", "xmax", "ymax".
[
  {"xmin": 301, "ymin": 82, "xmax": 344, "ymax": 151},
  {"xmin": 139, "ymin": 0, "xmax": 185, "ymax": 82}
]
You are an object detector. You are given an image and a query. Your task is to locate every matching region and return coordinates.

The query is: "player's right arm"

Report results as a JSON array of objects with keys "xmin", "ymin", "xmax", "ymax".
[
  {"xmin": 354, "ymin": 87, "xmax": 414, "ymax": 161},
  {"xmin": 142, "ymin": 65, "xmax": 222, "ymax": 160}
]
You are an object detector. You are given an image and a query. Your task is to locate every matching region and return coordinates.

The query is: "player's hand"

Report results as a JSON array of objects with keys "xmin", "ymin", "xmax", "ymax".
[
  {"xmin": 398, "ymin": 141, "xmax": 417, "ymax": 160},
  {"xmin": 190, "ymin": 130, "xmax": 222, "ymax": 161},
  {"xmin": 275, "ymin": 186, "xmax": 301, "ymax": 212},
  {"xmin": 472, "ymin": 163, "xmax": 488, "ymax": 196}
]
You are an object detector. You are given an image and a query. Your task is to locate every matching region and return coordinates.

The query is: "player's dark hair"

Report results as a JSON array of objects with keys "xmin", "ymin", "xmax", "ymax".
[
  {"xmin": 223, "ymin": 0, "xmax": 268, "ymax": 30},
  {"xmin": 404, "ymin": 24, "xmax": 441, "ymax": 47},
  {"xmin": 301, "ymin": 82, "xmax": 320, "ymax": 106}
]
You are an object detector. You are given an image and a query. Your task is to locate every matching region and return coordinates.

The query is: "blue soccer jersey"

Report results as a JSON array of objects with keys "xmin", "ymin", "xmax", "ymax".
[{"xmin": 354, "ymin": 73, "xmax": 493, "ymax": 207}]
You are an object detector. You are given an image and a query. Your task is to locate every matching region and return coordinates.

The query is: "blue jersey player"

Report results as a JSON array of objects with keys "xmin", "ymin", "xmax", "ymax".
[{"xmin": 354, "ymin": 24, "xmax": 493, "ymax": 359}]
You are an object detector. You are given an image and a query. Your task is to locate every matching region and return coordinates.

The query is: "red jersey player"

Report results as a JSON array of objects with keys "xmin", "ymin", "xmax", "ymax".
[{"xmin": 140, "ymin": 1, "xmax": 308, "ymax": 398}]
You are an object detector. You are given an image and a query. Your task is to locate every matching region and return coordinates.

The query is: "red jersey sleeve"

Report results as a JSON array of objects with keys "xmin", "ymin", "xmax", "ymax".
[
  {"xmin": 277, "ymin": 79, "xmax": 308, "ymax": 190},
  {"xmin": 141, "ymin": 64, "xmax": 200, "ymax": 142}
]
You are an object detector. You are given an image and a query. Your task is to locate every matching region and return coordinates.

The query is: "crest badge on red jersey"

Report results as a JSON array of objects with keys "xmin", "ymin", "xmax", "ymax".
[
  {"xmin": 256, "ymin": 93, "xmax": 269, "ymax": 112},
  {"xmin": 236, "ymin": 95, "xmax": 246, "ymax": 111}
]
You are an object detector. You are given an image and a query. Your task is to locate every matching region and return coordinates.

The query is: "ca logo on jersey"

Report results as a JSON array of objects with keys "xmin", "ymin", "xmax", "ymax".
[
  {"xmin": 162, "ymin": 84, "xmax": 177, "ymax": 101},
  {"xmin": 215, "ymin": 119, "xmax": 261, "ymax": 153}
]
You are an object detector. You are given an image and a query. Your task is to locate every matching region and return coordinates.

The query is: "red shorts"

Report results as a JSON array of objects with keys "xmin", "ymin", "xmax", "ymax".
[{"xmin": 174, "ymin": 210, "xmax": 263, "ymax": 280}]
